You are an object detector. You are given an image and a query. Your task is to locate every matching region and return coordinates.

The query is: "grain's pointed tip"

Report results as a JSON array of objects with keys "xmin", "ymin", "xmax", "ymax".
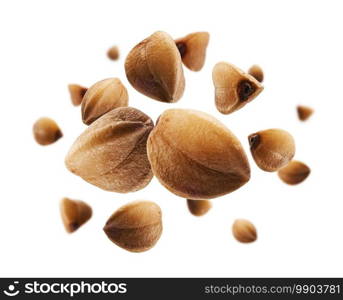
[{"xmin": 248, "ymin": 133, "xmax": 260, "ymax": 149}]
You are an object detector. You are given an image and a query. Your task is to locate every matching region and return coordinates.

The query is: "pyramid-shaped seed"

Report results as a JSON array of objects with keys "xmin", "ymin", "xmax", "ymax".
[
  {"xmin": 248, "ymin": 129, "xmax": 295, "ymax": 172},
  {"xmin": 212, "ymin": 62, "xmax": 263, "ymax": 114},
  {"xmin": 81, "ymin": 78, "xmax": 128, "ymax": 125},
  {"xmin": 147, "ymin": 109, "xmax": 250, "ymax": 199},
  {"xmin": 175, "ymin": 32, "xmax": 210, "ymax": 71},
  {"xmin": 60, "ymin": 198, "xmax": 92, "ymax": 233},
  {"xmin": 297, "ymin": 105, "xmax": 314, "ymax": 121},
  {"xmin": 278, "ymin": 160, "xmax": 310, "ymax": 185},
  {"xmin": 65, "ymin": 107, "xmax": 154, "ymax": 193},
  {"xmin": 187, "ymin": 199, "xmax": 212, "ymax": 216},
  {"xmin": 232, "ymin": 219, "xmax": 257, "ymax": 243},
  {"xmin": 103, "ymin": 201, "xmax": 162, "ymax": 252},
  {"xmin": 33, "ymin": 117, "xmax": 63, "ymax": 146},
  {"xmin": 125, "ymin": 31, "xmax": 185, "ymax": 103}
]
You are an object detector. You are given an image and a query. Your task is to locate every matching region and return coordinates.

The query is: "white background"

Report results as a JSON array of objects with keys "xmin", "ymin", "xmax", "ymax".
[{"xmin": 0, "ymin": 0, "xmax": 342, "ymax": 277}]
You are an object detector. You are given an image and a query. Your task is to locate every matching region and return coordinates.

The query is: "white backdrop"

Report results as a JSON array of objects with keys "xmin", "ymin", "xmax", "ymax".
[{"xmin": 0, "ymin": 0, "xmax": 342, "ymax": 277}]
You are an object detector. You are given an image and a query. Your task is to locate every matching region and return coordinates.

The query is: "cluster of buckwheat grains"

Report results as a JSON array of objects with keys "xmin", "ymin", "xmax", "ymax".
[{"xmin": 32, "ymin": 31, "xmax": 313, "ymax": 252}]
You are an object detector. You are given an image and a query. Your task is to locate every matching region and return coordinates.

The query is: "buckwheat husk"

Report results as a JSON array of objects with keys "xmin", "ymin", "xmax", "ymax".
[
  {"xmin": 60, "ymin": 198, "xmax": 92, "ymax": 233},
  {"xmin": 81, "ymin": 78, "xmax": 128, "ymax": 125},
  {"xmin": 248, "ymin": 64, "xmax": 264, "ymax": 82},
  {"xmin": 65, "ymin": 107, "xmax": 154, "ymax": 193},
  {"xmin": 33, "ymin": 117, "xmax": 63, "ymax": 146},
  {"xmin": 107, "ymin": 46, "xmax": 119, "ymax": 60},
  {"xmin": 147, "ymin": 109, "xmax": 250, "ymax": 199},
  {"xmin": 297, "ymin": 105, "xmax": 314, "ymax": 121},
  {"xmin": 68, "ymin": 84, "xmax": 88, "ymax": 106},
  {"xmin": 232, "ymin": 219, "xmax": 257, "ymax": 243},
  {"xmin": 248, "ymin": 129, "xmax": 295, "ymax": 172},
  {"xmin": 175, "ymin": 32, "xmax": 210, "ymax": 71},
  {"xmin": 212, "ymin": 62, "xmax": 263, "ymax": 114},
  {"xmin": 278, "ymin": 160, "xmax": 310, "ymax": 185},
  {"xmin": 103, "ymin": 201, "xmax": 162, "ymax": 252},
  {"xmin": 125, "ymin": 31, "xmax": 185, "ymax": 103},
  {"xmin": 187, "ymin": 199, "xmax": 212, "ymax": 216}
]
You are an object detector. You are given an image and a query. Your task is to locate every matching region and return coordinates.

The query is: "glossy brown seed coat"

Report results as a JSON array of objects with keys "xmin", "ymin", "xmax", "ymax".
[
  {"xmin": 33, "ymin": 117, "xmax": 63, "ymax": 145},
  {"xmin": 60, "ymin": 198, "xmax": 92, "ymax": 233},
  {"xmin": 103, "ymin": 201, "xmax": 162, "ymax": 252},
  {"xmin": 232, "ymin": 219, "xmax": 257, "ymax": 243},
  {"xmin": 212, "ymin": 62, "xmax": 263, "ymax": 114},
  {"xmin": 68, "ymin": 84, "xmax": 88, "ymax": 106},
  {"xmin": 278, "ymin": 160, "xmax": 310, "ymax": 185},
  {"xmin": 297, "ymin": 105, "xmax": 314, "ymax": 121},
  {"xmin": 125, "ymin": 31, "xmax": 185, "ymax": 103},
  {"xmin": 249, "ymin": 129, "xmax": 295, "ymax": 172},
  {"xmin": 248, "ymin": 65, "xmax": 264, "ymax": 82},
  {"xmin": 187, "ymin": 199, "xmax": 212, "ymax": 216},
  {"xmin": 175, "ymin": 32, "xmax": 210, "ymax": 71},
  {"xmin": 147, "ymin": 109, "xmax": 250, "ymax": 199},
  {"xmin": 81, "ymin": 78, "xmax": 128, "ymax": 125},
  {"xmin": 65, "ymin": 107, "xmax": 154, "ymax": 193}
]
